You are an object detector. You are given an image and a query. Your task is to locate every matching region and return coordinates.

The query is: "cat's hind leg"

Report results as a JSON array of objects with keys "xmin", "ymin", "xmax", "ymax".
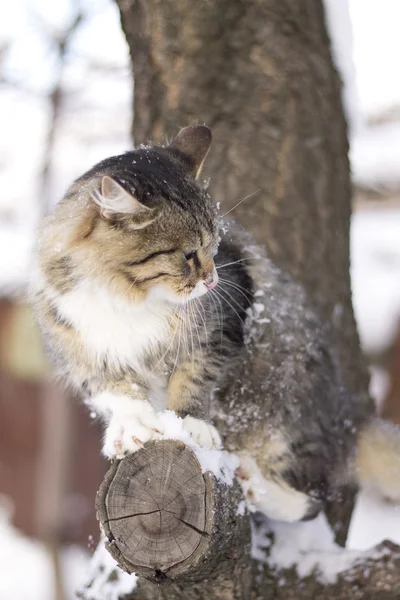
[{"xmin": 237, "ymin": 454, "xmax": 321, "ymax": 522}]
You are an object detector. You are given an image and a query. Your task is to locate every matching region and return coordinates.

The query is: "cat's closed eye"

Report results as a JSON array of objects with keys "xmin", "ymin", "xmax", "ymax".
[{"xmin": 184, "ymin": 250, "xmax": 197, "ymax": 261}]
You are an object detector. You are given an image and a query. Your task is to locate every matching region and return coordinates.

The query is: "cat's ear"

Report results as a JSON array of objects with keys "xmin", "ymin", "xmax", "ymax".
[
  {"xmin": 93, "ymin": 176, "xmax": 153, "ymax": 227},
  {"xmin": 169, "ymin": 125, "xmax": 212, "ymax": 180}
]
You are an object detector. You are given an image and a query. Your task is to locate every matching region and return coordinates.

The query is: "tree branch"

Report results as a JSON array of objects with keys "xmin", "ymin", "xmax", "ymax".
[
  {"xmin": 80, "ymin": 439, "xmax": 400, "ymax": 599},
  {"xmin": 96, "ymin": 440, "xmax": 250, "ymax": 586}
]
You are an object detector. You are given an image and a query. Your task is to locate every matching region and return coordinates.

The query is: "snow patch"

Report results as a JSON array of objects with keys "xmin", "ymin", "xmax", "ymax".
[
  {"xmin": 81, "ymin": 538, "xmax": 136, "ymax": 600},
  {"xmin": 0, "ymin": 224, "xmax": 35, "ymax": 295},
  {"xmin": 324, "ymin": 0, "xmax": 400, "ymax": 190},
  {"xmin": 251, "ymin": 517, "xmax": 271, "ymax": 562},
  {"xmin": 351, "ymin": 208, "xmax": 400, "ymax": 353},
  {"xmin": 348, "ymin": 489, "xmax": 400, "ymax": 550},
  {"xmin": 0, "ymin": 502, "xmax": 89, "ymax": 600},
  {"xmin": 236, "ymin": 500, "xmax": 247, "ymax": 516},
  {"xmin": 323, "ymin": 0, "xmax": 362, "ymax": 134},
  {"xmin": 253, "ymin": 512, "xmax": 389, "ymax": 584},
  {"xmin": 348, "ymin": 0, "xmax": 400, "ymax": 120},
  {"xmin": 351, "ymin": 123, "xmax": 400, "ymax": 191},
  {"xmin": 268, "ymin": 514, "xmax": 360, "ymax": 582},
  {"xmin": 252, "ymin": 302, "xmax": 265, "ymax": 317}
]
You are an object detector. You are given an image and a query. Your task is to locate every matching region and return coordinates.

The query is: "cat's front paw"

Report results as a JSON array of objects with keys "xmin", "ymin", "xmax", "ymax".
[
  {"xmin": 183, "ymin": 416, "xmax": 222, "ymax": 449},
  {"xmin": 103, "ymin": 401, "xmax": 165, "ymax": 459}
]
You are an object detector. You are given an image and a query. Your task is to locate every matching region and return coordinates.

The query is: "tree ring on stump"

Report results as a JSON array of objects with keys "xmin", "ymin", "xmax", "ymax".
[{"xmin": 96, "ymin": 439, "xmax": 214, "ymax": 582}]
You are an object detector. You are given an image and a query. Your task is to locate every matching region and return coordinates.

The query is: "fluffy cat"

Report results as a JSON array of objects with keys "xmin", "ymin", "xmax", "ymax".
[{"xmin": 30, "ymin": 125, "xmax": 400, "ymax": 522}]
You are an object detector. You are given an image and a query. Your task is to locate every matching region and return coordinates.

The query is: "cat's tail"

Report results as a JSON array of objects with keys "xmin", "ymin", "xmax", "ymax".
[{"xmin": 355, "ymin": 418, "xmax": 400, "ymax": 502}]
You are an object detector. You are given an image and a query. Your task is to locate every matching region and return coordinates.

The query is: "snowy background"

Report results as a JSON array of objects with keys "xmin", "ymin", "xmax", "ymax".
[{"xmin": 0, "ymin": 0, "xmax": 400, "ymax": 598}]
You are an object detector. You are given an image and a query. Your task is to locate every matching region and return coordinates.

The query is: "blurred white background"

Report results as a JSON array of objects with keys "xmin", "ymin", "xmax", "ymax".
[{"xmin": 0, "ymin": 0, "xmax": 399, "ymax": 598}]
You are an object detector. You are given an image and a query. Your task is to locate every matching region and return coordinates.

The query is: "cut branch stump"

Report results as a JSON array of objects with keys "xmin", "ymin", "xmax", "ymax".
[{"xmin": 96, "ymin": 439, "xmax": 249, "ymax": 585}]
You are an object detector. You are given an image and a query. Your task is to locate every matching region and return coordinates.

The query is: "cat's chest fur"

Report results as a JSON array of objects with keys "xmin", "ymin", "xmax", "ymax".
[{"xmin": 53, "ymin": 280, "xmax": 172, "ymax": 373}]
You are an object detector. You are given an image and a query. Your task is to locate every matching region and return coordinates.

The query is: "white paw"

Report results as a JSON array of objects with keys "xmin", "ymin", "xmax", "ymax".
[
  {"xmin": 183, "ymin": 416, "xmax": 222, "ymax": 449},
  {"xmin": 102, "ymin": 401, "xmax": 165, "ymax": 459},
  {"xmin": 237, "ymin": 455, "xmax": 312, "ymax": 522}
]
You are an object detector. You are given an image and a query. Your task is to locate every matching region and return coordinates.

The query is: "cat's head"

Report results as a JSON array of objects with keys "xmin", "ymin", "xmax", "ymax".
[{"xmin": 56, "ymin": 125, "xmax": 219, "ymax": 304}]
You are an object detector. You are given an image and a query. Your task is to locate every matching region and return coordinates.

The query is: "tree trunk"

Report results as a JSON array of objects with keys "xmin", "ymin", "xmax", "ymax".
[
  {"xmin": 117, "ymin": 0, "xmax": 370, "ymax": 409},
  {"xmin": 82, "ymin": 0, "xmax": 400, "ymax": 597}
]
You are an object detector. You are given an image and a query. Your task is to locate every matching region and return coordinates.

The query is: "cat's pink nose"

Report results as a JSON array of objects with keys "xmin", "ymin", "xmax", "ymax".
[{"xmin": 205, "ymin": 272, "xmax": 218, "ymax": 290}]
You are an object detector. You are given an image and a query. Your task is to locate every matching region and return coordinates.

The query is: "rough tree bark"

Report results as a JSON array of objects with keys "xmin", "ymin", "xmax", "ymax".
[{"xmin": 81, "ymin": 0, "xmax": 400, "ymax": 598}]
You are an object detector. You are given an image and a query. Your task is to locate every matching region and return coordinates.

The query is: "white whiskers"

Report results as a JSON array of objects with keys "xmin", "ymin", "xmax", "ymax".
[
  {"xmin": 218, "ymin": 277, "xmax": 253, "ymax": 305},
  {"xmin": 212, "ymin": 287, "xmax": 245, "ymax": 326},
  {"xmin": 216, "ymin": 256, "xmax": 262, "ymax": 270},
  {"xmin": 220, "ymin": 189, "xmax": 262, "ymax": 218}
]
